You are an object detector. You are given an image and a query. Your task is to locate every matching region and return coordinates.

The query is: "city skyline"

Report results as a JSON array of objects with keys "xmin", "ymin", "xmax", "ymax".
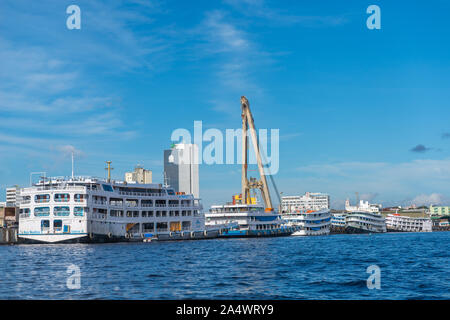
[{"xmin": 1, "ymin": 1, "xmax": 450, "ymax": 209}]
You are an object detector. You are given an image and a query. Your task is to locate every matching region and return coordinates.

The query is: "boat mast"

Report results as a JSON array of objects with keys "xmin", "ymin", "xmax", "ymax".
[
  {"xmin": 105, "ymin": 161, "xmax": 113, "ymax": 182},
  {"xmin": 240, "ymin": 96, "xmax": 273, "ymax": 212}
]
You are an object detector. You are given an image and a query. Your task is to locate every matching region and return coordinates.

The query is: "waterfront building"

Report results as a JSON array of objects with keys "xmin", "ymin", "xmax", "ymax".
[
  {"xmin": 164, "ymin": 144, "xmax": 199, "ymax": 199},
  {"xmin": 385, "ymin": 214, "xmax": 432, "ymax": 232},
  {"xmin": 0, "ymin": 204, "xmax": 18, "ymax": 227},
  {"xmin": 281, "ymin": 192, "xmax": 330, "ymax": 212},
  {"xmin": 429, "ymin": 205, "xmax": 450, "ymax": 216},
  {"xmin": 6, "ymin": 186, "xmax": 20, "ymax": 207},
  {"xmin": 125, "ymin": 165, "xmax": 152, "ymax": 184},
  {"xmin": 18, "ymin": 175, "xmax": 217, "ymax": 243}
]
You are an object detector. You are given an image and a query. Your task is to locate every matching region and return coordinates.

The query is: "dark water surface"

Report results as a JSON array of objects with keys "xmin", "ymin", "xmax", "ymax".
[{"xmin": 0, "ymin": 232, "xmax": 449, "ymax": 299}]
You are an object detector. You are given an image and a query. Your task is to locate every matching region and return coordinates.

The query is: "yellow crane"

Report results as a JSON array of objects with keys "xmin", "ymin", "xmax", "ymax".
[{"xmin": 240, "ymin": 96, "xmax": 274, "ymax": 212}]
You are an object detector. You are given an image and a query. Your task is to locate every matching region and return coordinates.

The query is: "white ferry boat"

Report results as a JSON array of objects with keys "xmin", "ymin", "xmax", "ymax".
[
  {"xmin": 206, "ymin": 203, "xmax": 295, "ymax": 238},
  {"xmin": 18, "ymin": 176, "xmax": 218, "ymax": 243},
  {"xmin": 345, "ymin": 211, "xmax": 386, "ymax": 233},
  {"xmin": 385, "ymin": 214, "xmax": 432, "ymax": 232},
  {"xmin": 344, "ymin": 198, "xmax": 386, "ymax": 233},
  {"xmin": 281, "ymin": 209, "xmax": 331, "ymax": 236},
  {"xmin": 331, "ymin": 213, "xmax": 346, "ymax": 227}
]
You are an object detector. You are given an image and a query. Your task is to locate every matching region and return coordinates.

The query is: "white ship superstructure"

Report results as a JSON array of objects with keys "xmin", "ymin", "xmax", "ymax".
[
  {"xmin": 345, "ymin": 211, "xmax": 386, "ymax": 233},
  {"xmin": 343, "ymin": 198, "xmax": 386, "ymax": 233},
  {"xmin": 206, "ymin": 203, "xmax": 294, "ymax": 237},
  {"xmin": 18, "ymin": 176, "xmax": 216, "ymax": 243},
  {"xmin": 282, "ymin": 209, "xmax": 331, "ymax": 236},
  {"xmin": 386, "ymin": 214, "xmax": 432, "ymax": 232}
]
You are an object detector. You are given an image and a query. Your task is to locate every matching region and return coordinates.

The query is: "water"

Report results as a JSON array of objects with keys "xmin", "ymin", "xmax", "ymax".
[{"xmin": 0, "ymin": 232, "xmax": 449, "ymax": 299}]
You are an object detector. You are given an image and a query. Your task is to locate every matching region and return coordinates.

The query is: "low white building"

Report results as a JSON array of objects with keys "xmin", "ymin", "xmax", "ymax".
[{"xmin": 281, "ymin": 192, "xmax": 330, "ymax": 212}]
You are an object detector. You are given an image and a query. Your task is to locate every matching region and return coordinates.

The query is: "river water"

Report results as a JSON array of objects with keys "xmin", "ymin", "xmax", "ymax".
[{"xmin": 0, "ymin": 232, "xmax": 448, "ymax": 299}]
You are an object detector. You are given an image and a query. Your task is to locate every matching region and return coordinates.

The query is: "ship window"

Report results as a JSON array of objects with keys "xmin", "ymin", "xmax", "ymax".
[
  {"xmin": 156, "ymin": 222, "xmax": 168, "ymax": 231},
  {"xmin": 110, "ymin": 198, "xmax": 123, "ymax": 206},
  {"xmin": 102, "ymin": 184, "xmax": 114, "ymax": 192},
  {"xmin": 167, "ymin": 189, "xmax": 175, "ymax": 195},
  {"xmin": 133, "ymin": 211, "xmax": 139, "ymax": 217},
  {"xmin": 142, "ymin": 200, "xmax": 153, "ymax": 207},
  {"xmin": 141, "ymin": 211, "xmax": 147, "ymax": 217},
  {"xmin": 54, "ymin": 193, "xmax": 70, "ymax": 202},
  {"xmin": 161, "ymin": 211, "xmax": 167, "ymax": 217},
  {"xmin": 126, "ymin": 211, "xmax": 133, "ymax": 217},
  {"xmin": 110, "ymin": 210, "xmax": 123, "ymax": 217},
  {"xmin": 156, "ymin": 211, "xmax": 161, "ymax": 217},
  {"xmin": 54, "ymin": 206, "xmax": 70, "ymax": 216},
  {"xmin": 35, "ymin": 207, "xmax": 50, "ymax": 216},
  {"xmin": 35, "ymin": 194, "xmax": 50, "ymax": 203},
  {"xmin": 148, "ymin": 211, "xmax": 154, "ymax": 217},
  {"xmin": 41, "ymin": 220, "xmax": 50, "ymax": 230},
  {"xmin": 126, "ymin": 199, "xmax": 138, "ymax": 207},
  {"xmin": 182, "ymin": 221, "xmax": 191, "ymax": 230},
  {"xmin": 74, "ymin": 194, "xmax": 87, "ymax": 202},
  {"xmin": 54, "ymin": 220, "xmax": 63, "ymax": 232},
  {"xmin": 143, "ymin": 223, "xmax": 154, "ymax": 232},
  {"xmin": 74, "ymin": 207, "xmax": 85, "ymax": 217}
]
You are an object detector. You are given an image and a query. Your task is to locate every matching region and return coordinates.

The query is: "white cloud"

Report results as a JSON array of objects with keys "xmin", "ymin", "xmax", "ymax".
[
  {"xmin": 410, "ymin": 193, "xmax": 450, "ymax": 207},
  {"xmin": 279, "ymin": 159, "xmax": 450, "ymax": 208},
  {"xmin": 223, "ymin": 0, "xmax": 348, "ymax": 27}
]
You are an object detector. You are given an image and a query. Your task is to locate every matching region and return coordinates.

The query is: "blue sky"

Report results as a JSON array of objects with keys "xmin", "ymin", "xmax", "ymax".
[{"xmin": 1, "ymin": 0, "xmax": 450, "ymax": 209}]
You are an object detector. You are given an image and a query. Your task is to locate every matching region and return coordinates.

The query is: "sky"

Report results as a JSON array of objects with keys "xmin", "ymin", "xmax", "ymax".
[{"xmin": 1, "ymin": 0, "xmax": 450, "ymax": 209}]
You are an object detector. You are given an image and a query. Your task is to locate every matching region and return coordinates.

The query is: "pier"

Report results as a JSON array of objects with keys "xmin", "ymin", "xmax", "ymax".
[{"xmin": 0, "ymin": 227, "xmax": 18, "ymax": 244}]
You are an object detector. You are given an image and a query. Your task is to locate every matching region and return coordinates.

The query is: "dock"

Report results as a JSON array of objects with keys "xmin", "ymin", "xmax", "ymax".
[{"xmin": 0, "ymin": 227, "xmax": 18, "ymax": 244}]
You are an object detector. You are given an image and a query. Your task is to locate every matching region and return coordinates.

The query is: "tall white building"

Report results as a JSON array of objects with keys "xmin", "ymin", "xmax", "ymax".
[
  {"xmin": 125, "ymin": 166, "xmax": 152, "ymax": 184},
  {"xmin": 6, "ymin": 186, "xmax": 20, "ymax": 207},
  {"xmin": 164, "ymin": 143, "xmax": 199, "ymax": 198},
  {"xmin": 281, "ymin": 192, "xmax": 330, "ymax": 212}
]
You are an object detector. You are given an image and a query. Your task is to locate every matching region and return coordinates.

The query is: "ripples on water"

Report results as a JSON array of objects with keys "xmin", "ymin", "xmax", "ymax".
[{"xmin": 0, "ymin": 232, "xmax": 449, "ymax": 299}]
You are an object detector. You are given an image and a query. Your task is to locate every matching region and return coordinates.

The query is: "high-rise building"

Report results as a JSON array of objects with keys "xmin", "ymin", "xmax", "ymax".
[
  {"xmin": 164, "ymin": 143, "xmax": 199, "ymax": 198},
  {"xmin": 125, "ymin": 166, "xmax": 152, "ymax": 184},
  {"xmin": 281, "ymin": 192, "xmax": 330, "ymax": 212},
  {"xmin": 6, "ymin": 186, "xmax": 20, "ymax": 207}
]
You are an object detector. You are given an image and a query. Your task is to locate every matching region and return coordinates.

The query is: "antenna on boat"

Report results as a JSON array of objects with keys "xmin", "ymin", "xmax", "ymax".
[
  {"xmin": 71, "ymin": 150, "xmax": 74, "ymax": 180},
  {"xmin": 105, "ymin": 161, "xmax": 113, "ymax": 182}
]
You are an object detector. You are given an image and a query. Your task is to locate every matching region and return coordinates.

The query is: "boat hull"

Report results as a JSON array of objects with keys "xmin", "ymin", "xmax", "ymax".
[
  {"xmin": 218, "ymin": 227, "xmax": 295, "ymax": 238},
  {"xmin": 18, "ymin": 230, "xmax": 220, "ymax": 244}
]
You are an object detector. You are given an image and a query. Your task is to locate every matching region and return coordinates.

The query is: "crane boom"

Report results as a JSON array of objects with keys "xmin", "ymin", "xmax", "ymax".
[{"xmin": 240, "ymin": 96, "xmax": 273, "ymax": 211}]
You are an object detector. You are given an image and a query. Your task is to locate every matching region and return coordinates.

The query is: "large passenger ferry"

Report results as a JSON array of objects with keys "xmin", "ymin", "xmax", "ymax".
[
  {"xmin": 206, "ymin": 202, "xmax": 295, "ymax": 238},
  {"xmin": 385, "ymin": 213, "xmax": 432, "ymax": 232},
  {"xmin": 343, "ymin": 198, "xmax": 386, "ymax": 233},
  {"xmin": 18, "ymin": 176, "xmax": 218, "ymax": 243},
  {"xmin": 345, "ymin": 211, "xmax": 386, "ymax": 233},
  {"xmin": 281, "ymin": 209, "xmax": 331, "ymax": 236}
]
